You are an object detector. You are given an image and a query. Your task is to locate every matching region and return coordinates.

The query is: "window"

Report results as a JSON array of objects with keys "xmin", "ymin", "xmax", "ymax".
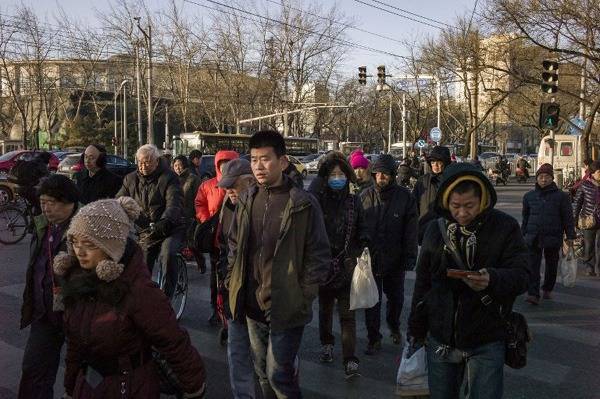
[{"xmin": 560, "ymin": 142, "xmax": 573, "ymax": 157}]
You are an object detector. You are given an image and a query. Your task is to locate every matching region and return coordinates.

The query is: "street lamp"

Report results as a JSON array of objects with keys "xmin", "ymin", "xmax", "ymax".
[
  {"xmin": 135, "ymin": 17, "xmax": 153, "ymax": 145},
  {"xmin": 376, "ymin": 83, "xmax": 393, "ymax": 153},
  {"xmin": 113, "ymin": 80, "xmax": 129, "ymax": 157}
]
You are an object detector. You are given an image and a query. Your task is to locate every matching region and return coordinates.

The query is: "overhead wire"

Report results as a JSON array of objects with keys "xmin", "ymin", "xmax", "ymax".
[
  {"xmin": 353, "ymin": 0, "xmax": 448, "ymax": 31},
  {"xmin": 364, "ymin": 0, "xmax": 456, "ymax": 29}
]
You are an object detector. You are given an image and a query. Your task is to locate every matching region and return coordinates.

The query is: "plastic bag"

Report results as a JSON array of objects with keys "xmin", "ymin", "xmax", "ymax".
[
  {"xmin": 559, "ymin": 247, "xmax": 577, "ymax": 288},
  {"xmin": 349, "ymin": 248, "xmax": 379, "ymax": 310},
  {"xmin": 396, "ymin": 343, "xmax": 429, "ymax": 393}
]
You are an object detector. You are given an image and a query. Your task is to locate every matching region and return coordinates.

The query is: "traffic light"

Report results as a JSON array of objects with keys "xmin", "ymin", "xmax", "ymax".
[
  {"xmin": 539, "ymin": 102, "xmax": 560, "ymax": 129},
  {"xmin": 377, "ymin": 65, "xmax": 386, "ymax": 85},
  {"xmin": 358, "ymin": 66, "xmax": 367, "ymax": 85},
  {"xmin": 541, "ymin": 59, "xmax": 559, "ymax": 94}
]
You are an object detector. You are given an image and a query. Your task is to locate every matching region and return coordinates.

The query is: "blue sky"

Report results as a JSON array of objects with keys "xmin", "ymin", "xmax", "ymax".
[{"xmin": 2, "ymin": 0, "xmax": 477, "ymax": 76}]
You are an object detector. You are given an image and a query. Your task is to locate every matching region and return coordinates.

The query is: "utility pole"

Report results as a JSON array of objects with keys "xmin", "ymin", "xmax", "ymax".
[
  {"xmin": 122, "ymin": 83, "xmax": 128, "ymax": 159},
  {"xmin": 136, "ymin": 18, "xmax": 153, "ymax": 145},
  {"xmin": 113, "ymin": 82, "xmax": 118, "ymax": 154},
  {"xmin": 165, "ymin": 104, "xmax": 170, "ymax": 151},
  {"xmin": 402, "ymin": 92, "xmax": 407, "ymax": 158},
  {"xmin": 388, "ymin": 90, "xmax": 393, "ymax": 153},
  {"xmin": 135, "ymin": 40, "xmax": 143, "ymax": 148}
]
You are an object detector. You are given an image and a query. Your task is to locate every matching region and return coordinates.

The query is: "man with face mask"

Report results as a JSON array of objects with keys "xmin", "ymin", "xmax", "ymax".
[
  {"xmin": 360, "ymin": 154, "xmax": 418, "ymax": 355},
  {"xmin": 310, "ymin": 152, "xmax": 369, "ymax": 378}
]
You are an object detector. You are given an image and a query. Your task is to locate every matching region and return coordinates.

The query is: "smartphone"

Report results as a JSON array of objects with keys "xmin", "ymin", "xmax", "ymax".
[{"xmin": 447, "ymin": 269, "xmax": 482, "ymax": 279}]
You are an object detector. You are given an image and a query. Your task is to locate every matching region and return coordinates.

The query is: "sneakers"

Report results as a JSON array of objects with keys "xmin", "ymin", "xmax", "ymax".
[
  {"xmin": 542, "ymin": 290, "xmax": 552, "ymax": 300},
  {"xmin": 364, "ymin": 340, "xmax": 381, "ymax": 355},
  {"xmin": 390, "ymin": 331, "xmax": 402, "ymax": 345},
  {"xmin": 344, "ymin": 360, "xmax": 360, "ymax": 379},
  {"xmin": 319, "ymin": 344, "xmax": 334, "ymax": 363},
  {"xmin": 525, "ymin": 295, "xmax": 539, "ymax": 305}
]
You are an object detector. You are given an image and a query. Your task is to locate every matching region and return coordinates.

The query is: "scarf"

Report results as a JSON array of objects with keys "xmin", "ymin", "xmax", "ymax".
[{"xmin": 446, "ymin": 221, "xmax": 482, "ymax": 270}]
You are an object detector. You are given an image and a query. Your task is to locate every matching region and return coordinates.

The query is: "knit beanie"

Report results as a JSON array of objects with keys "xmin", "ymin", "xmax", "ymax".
[
  {"xmin": 350, "ymin": 150, "xmax": 369, "ymax": 169},
  {"xmin": 427, "ymin": 146, "xmax": 451, "ymax": 166},
  {"xmin": 371, "ymin": 154, "xmax": 397, "ymax": 176},
  {"xmin": 53, "ymin": 197, "xmax": 141, "ymax": 282},
  {"xmin": 536, "ymin": 163, "xmax": 554, "ymax": 177}
]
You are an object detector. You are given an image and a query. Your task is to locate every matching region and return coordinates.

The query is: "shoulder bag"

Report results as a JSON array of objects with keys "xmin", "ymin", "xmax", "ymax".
[{"xmin": 322, "ymin": 196, "xmax": 355, "ymax": 290}]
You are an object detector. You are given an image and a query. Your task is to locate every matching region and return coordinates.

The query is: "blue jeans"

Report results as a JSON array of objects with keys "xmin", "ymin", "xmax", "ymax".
[
  {"xmin": 246, "ymin": 317, "xmax": 304, "ymax": 399},
  {"xmin": 427, "ymin": 335, "xmax": 505, "ymax": 399},
  {"xmin": 228, "ymin": 319, "xmax": 255, "ymax": 399}
]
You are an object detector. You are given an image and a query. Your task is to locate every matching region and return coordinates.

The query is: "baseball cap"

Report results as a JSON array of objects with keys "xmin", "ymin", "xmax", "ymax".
[{"xmin": 217, "ymin": 158, "xmax": 253, "ymax": 188}]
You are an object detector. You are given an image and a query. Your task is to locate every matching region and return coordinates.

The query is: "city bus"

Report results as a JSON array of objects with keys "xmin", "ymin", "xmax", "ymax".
[{"xmin": 176, "ymin": 132, "xmax": 319, "ymax": 156}]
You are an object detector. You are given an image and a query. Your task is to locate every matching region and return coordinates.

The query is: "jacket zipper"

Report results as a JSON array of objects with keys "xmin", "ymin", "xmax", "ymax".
[{"xmin": 257, "ymin": 187, "xmax": 271, "ymax": 278}]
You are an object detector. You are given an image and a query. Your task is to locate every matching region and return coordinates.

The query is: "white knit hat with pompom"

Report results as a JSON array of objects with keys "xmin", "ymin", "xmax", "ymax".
[{"xmin": 67, "ymin": 197, "xmax": 140, "ymax": 263}]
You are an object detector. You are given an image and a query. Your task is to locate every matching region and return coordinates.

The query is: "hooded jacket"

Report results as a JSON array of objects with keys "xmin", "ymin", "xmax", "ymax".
[
  {"xmin": 225, "ymin": 175, "xmax": 331, "ymax": 330},
  {"xmin": 522, "ymin": 182, "xmax": 576, "ymax": 248},
  {"xmin": 408, "ymin": 163, "xmax": 529, "ymax": 350},
  {"xmin": 61, "ymin": 240, "xmax": 205, "ymax": 398},
  {"xmin": 177, "ymin": 168, "xmax": 201, "ymax": 222},
  {"xmin": 573, "ymin": 178, "xmax": 600, "ymax": 223},
  {"xmin": 194, "ymin": 150, "xmax": 239, "ymax": 223}
]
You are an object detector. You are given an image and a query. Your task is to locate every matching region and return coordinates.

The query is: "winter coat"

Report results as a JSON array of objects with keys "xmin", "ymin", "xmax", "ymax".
[
  {"xmin": 21, "ymin": 213, "xmax": 73, "ymax": 329},
  {"xmin": 177, "ymin": 169, "xmax": 201, "ymax": 222},
  {"xmin": 522, "ymin": 183, "xmax": 576, "ymax": 248},
  {"xmin": 573, "ymin": 178, "xmax": 600, "ymax": 224},
  {"xmin": 194, "ymin": 150, "xmax": 239, "ymax": 223},
  {"xmin": 413, "ymin": 173, "xmax": 443, "ymax": 239},
  {"xmin": 309, "ymin": 182, "xmax": 370, "ymax": 288},
  {"xmin": 116, "ymin": 162, "xmax": 183, "ymax": 235},
  {"xmin": 226, "ymin": 176, "xmax": 331, "ymax": 331},
  {"xmin": 360, "ymin": 182, "xmax": 418, "ymax": 276},
  {"xmin": 62, "ymin": 241, "xmax": 205, "ymax": 398},
  {"xmin": 75, "ymin": 168, "xmax": 123, "ymax": 205},
  {"xmin": 284, "ymin": 162, "xmax": 304, "ymax": 189},
  {"xmin": 408, "ymin": 162, "xmax": 529, "ymax": 350}
]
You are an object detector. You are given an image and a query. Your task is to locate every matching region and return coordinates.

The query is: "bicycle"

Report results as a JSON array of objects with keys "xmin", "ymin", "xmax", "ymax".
[
  {"xmin": 154, "ymin": 253, "xmax": 189, "ymax": 321},
  {"xmin": 0, "ymin": 196, "xmax": 33, "ymax": 245}
]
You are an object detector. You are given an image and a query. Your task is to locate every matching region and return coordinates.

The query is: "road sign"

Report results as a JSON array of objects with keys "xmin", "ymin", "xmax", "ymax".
[
  {"xmin": 567, "ymin": 116, "xmax": 585, "ymax": 135},
  {"xmin": 430, "ymin": 127, "xmax": 442, "ymax": 143},
  {"xmin": 416, "ymin": 139, "xmax": 427, "ymax": 148}
]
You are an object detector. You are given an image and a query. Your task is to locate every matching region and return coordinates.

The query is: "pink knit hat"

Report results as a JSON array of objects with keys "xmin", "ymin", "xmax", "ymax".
[{"xmin": 350, "ymin": 150, "xmax": 369, "ymax": 169}]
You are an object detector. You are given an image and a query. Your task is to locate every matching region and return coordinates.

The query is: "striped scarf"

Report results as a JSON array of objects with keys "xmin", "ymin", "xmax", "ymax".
[{"xmin": 447, "ymin": 222, "xmax": 480, "ymax": 270}]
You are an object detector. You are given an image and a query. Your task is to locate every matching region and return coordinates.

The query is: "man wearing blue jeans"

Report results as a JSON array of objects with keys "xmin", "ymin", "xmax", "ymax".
[
  {"xmin": 407, "ymin": 163, "xmax": 529, "ymax": 398},
  {"xmin": 226, "ymin": 131, "xmax": 330, "ymax": 398}
]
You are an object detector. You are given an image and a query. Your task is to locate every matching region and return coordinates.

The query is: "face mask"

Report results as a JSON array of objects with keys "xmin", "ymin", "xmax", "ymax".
[{"xmin": 328, "ymin": 177, "xmax": 347, "ymax": 190}]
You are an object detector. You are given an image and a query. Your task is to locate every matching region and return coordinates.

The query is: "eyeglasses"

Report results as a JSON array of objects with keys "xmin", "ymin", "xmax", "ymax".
[{"xmin": 68, "ymin": 239, "xmax": 99, "ymax": 251}]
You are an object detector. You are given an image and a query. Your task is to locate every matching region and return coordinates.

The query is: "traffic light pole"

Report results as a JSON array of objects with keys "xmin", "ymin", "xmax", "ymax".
[{"xmin": 388, "ymin": 90, "xmax": 393, "ymax": 153}]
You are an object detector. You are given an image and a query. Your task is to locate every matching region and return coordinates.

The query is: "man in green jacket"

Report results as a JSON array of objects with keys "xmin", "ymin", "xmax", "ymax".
[{"xmin": 226, "ymin": 130, "xmax": 331, "ymax": 399}]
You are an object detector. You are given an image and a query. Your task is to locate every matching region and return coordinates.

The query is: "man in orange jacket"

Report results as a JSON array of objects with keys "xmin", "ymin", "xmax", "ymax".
[{"xmin": 194, "ymin": 150, "xmax": 239, "ymax": 323}]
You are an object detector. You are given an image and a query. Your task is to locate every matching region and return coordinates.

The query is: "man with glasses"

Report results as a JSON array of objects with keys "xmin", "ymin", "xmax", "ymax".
[
  {"xmin": 18, "ymin": 174, "xmax": 80, "ymax": 399},
  {"xmin": 117, "ymin": 144, "xmax": 184, "ymax": 298},
  {"xmin": 74, "ymin": 144, "xmax": 122, "ymax": 204}
]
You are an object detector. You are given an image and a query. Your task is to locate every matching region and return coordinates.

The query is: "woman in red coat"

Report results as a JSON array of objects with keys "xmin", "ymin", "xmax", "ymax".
[{"xmin": 54, "ymin": 197, "xmax": 206, "ymax": 399}]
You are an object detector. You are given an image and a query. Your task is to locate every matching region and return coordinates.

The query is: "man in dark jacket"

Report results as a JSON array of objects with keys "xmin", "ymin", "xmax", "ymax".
[
  {"xmin": 407, "ymin": 162, "xmax": 529, "ymax": 399},
  {"xmin": 522, "ymin": 163, "xmax": 576, "ymax": 304},
  {"xmin": 226, "ymin": 130, "xmax": 331, "ymax": 398},
  {"xmin": 18, "ymin": 175, "xmax": 79, "ymax": 399},
  {"xmin": 117, "ymin": 144, "xmax": 184, "ymax": 298},
  {"xmin": 413, "ymin": 145, "xmax": 451, "ymax": 244},
  {"xmin": 74, "ymin": 144, "xmax": 122, "ymax": 204},
  {"xmin": 360, "ymin": 154, "xmax": 418, "ymax": 355},
  {"xmin": 216, "ymin": 158, "xmax": 256, "ymax": 399}
]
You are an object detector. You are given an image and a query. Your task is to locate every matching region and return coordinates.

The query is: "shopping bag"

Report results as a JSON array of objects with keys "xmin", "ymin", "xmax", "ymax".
[
  {"xmin": 396, "ymin": 344, "xmax": 429, "ymax": 394},
  {"xmin": 349, "ymin": 248, "xmax": 379, "ymax": 310},
  {"xmin": 559, "ymin": 247, "xmax": 577, "ymax": 288}
]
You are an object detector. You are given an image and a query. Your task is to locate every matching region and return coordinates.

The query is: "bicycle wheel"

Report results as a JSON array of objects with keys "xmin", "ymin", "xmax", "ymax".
[
  {"xmin": 171, "ymin": 255, "xmax": 188, "ymax": 320},
  {"xmin": 0, "ymin": 205, "xmax": 28, "ymax": 245}
]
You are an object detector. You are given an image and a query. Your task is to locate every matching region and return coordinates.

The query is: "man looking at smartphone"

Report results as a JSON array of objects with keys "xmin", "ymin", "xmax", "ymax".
[{"xmin": 407, "ymin": 162, "xmax": 529, "ymax": 399}]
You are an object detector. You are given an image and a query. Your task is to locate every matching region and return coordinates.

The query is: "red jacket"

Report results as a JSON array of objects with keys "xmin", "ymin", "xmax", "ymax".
[
  {"xmin": 62, "ymin": 243, "xmax": 205, "ymax": 398},
  {"xmin": 194, "ymin": 150, "xmax": 239, "ymax": 223}
]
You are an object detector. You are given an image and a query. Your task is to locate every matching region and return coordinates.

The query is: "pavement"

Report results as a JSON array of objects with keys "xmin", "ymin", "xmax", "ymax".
[{"xmin": 1, "ymin": 179, "xmax": 600, "ymax": 398}]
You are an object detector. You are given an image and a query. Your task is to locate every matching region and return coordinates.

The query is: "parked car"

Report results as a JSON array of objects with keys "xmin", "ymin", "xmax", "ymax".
[
  {"xmin": 305, "ymin": 153, "xmax": 324, "ymax": 174},
  {"xmin": 0, "ymin": 150, "xmax": 59, "ymax": 177},
  {"xmin": 199, "ymin": 155, "xmax": 216, "ymax": 180},
  {"xmin": 57, "ymin": 153, "xmax": 136, "ymax": 179},
  {"xmin": 0, "ymin": 176, "xmax": 16, "ymax": 205},
  {"xmin": 288, "ymin": 155, "xmax": 308, "ymax": 177},
  {"xmin": 300, "ymin": 153, "xmax": 319, "ymax": 163}
]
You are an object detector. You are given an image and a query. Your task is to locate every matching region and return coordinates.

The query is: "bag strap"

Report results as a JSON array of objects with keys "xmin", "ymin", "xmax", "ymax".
[
  {"xmin": 342, "ymin": 195, "xmax": 355, "ymax": 254},
  {"xmin": 437, "ymin": 218, "xmax": 494, "ymax": 307}
]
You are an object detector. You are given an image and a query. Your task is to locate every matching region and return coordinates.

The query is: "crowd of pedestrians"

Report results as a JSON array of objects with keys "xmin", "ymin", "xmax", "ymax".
[{"xmin": 11, "ymin": 134, "xmax": 600, "ymax": 399}]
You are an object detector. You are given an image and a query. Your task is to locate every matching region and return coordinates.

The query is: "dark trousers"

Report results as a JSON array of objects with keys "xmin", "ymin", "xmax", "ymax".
[
  {"xmin": 582, "ymin": 229, "xmax": 600, "ymax": 273},
  {"xmin": 365, "ymin": 271, "xmax": 405, "ymax": 343},
  {"xmin": 528, "ymin": 245, "xmax": 560, "ymax": 297},
  {"xmin": 318, "ymin": 285, "xmax": 357, "ymax": 363},
  {"xmin": 146, "ymin": 229, "xmax": 183, "ymax": 298},
  {"xmin": 210, "ymin": 254, "xmax": 218, "ymax": 312},
  {"xmin": 18, "ymin": 318, "xmax": 64, "ymax": 399},
  {"xmin": 246, "ymin": 318, "xmax": 304, "ymax": 399}
]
